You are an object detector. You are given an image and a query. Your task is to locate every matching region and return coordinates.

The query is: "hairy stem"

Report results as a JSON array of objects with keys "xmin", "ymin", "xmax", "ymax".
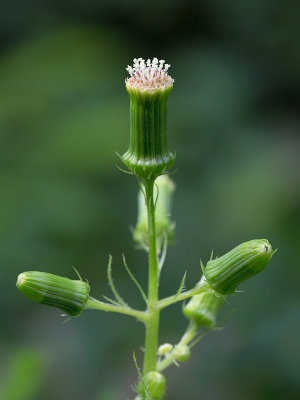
[{"xmin": 143, "ymin": 178, "xmax": 160, "ymax": 375}]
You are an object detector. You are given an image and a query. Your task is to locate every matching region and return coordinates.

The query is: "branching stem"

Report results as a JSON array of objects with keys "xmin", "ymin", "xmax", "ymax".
[
  {"xmin": 158, "ymin": 281, "xmax": 210, "ymax": 310},
  {"xmin": 157, "ymin": 322, "xmax": 199, "ymax": 372},
  {"xmin": 86, "ymin": 297, "xmax": 147, "ymax": 322}
]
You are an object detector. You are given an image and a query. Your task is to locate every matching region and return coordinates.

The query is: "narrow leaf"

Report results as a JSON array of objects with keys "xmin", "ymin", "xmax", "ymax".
[
  {"xmin": 174, "ymin": 271, "xmax": 187, "ymax": 298},
  {"xmin": 158, "ymin": 233, "xmax": 168, "ymax": 272},
  {"xmin": 107, "ymin": 255, "xmax": 127, "ymax": 306},
  {"xmin": 122, "ymin": 254, "xmax": 147, "ymax": 304}
]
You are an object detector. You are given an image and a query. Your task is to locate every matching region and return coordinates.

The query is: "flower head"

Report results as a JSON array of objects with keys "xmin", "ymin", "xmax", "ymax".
[
  {"xmin": 122, "ymin": 57, "xmax": 175, "ymax": 178},
  {"xmin": 126, "ymin": 57, "xmax": 174, "ymax": 92}
]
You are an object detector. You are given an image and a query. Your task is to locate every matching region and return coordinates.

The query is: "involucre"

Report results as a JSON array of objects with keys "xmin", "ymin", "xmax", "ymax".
[
  {"xmin": 204, "ymin": 239, "xmax": 275, "ymax": 295},
  {"xmin": 17, "ymin": 271, "xmax": 90, "ymax": 316}
]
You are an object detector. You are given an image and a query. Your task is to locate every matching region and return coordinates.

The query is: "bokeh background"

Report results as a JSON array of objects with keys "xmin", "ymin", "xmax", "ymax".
[{"xmin": 0, "ymin": 1, "xmax": 299, "ymax": 399}]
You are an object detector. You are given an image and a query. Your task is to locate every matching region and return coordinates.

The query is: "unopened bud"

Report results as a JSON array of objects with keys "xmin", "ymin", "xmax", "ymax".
[
  {"xmin": 134, "ymin": 175, "xmax": 175, "ymax": 251},
  {"xmin": 16, "ymin": 271, "xmax": 90, "ymax": 316},
  {"xmin": 138, "ymin": 371, "xmax": 166, "ymax": 400},
  {"xmin": 122, "ymin": 57, "xmax": 175, "ymax": 178},
  {"xmin": 158, "ymin": 343, "xmax": 173, "ymax": 356},
  {"xmin": 204, "ymin": 239, "xmax": 275, "ymax": 295},
  {"xmin": 183, "ymin": 291, "xmax": 223, "ymax": 327},
  {"xmin": 173, "ymin": 344, "xmax": 191, "ymax": 362}
]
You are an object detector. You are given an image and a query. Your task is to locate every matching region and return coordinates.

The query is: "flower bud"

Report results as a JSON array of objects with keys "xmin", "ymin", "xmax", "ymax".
[
  {"xmin": 137, "ymin": 371, "xmax": 166, "ymax": 400},
  {"xmin": 122, "ymin": 58, "xmax": 175, "ymax": 178},
  {"xmin": 134, "ymin": 175, "xmax": 175, "ymax": 250},
  {"xmin": 158, "ymin": 343, "xmax": 173, "ymax": 356},
  {"xmin": 204, "ymin": 239, "xmax": 275, "ymax": 295},
  {"xmin": 183, "ymin": 291, "xmax": 223, "ymax": 327},
  {"xmin": 173, "ymin": 344, "xmax": 191, "ymax": 362},
  {"xmin": 16, "ymin": 271, "xmax": 90, "ymax": 316}
]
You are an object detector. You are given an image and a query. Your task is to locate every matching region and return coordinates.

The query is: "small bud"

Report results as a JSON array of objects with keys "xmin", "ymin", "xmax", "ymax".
[
  {"xmin": 134, "ymin": 175, "xmax": 175, "ymax": 250},
  {"xmin": 183, "ymin": 291, "xmax": 223, "ymax": 327},
  {"xmin": 138, "ymin": 371, "xmax": 166, "ymax": 400},
  {"xmin": 204, "ymin": 239, "xmax": 275, "ymax": 295},
  {"xmin": 158, "ymin": 343, "xmax": 173, "ymax": 356},
  {"xmin": 173, "ymin": 344, "xmax": 191, "ymax": 362},
  {"xmin": 16, "ymin": 271, "xmax": 90, "ymax": 316},
  {"xmin": 122, "ymin": 57, "xmax": 175, "ymax": 178}
]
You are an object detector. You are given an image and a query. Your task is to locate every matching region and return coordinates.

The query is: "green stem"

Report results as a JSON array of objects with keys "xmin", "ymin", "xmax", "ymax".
[
  {"xmin": 180, "ymin": 321, "xmax": 199, "ymax": 345},
  {"xmin": 86, "ymin": 297, "xmax": 147, "ymax": 322},
  {"xmin": 158, "ymin": 281, "xmax": 210, "ymax": 310},
  {"xmin": 143, "ymin": 178, "xmax": 160, "ymax": 375}
]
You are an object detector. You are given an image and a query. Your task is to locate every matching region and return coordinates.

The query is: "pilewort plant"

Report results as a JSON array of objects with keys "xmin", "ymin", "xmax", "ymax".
[{"xmin": 17, "ymin": 58, "xmax": 276, "ymax": 400}]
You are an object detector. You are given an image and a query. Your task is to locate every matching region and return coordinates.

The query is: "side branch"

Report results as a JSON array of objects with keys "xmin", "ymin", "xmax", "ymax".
[
  {"xmin": 157, "ymin": 322, "xmax": 210, "ymax": 373},
  {"xmin": 158, "ymin": 281, "xmax": 210, "ymax": 311},
  {"xmin": 85, "ymin": 297, "xmax": 147, "ymax": 322}
]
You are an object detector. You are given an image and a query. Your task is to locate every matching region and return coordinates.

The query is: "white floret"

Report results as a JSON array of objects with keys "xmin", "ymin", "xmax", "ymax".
[{"xmin": 126, "ymin": 57, "xmax": 174, "ymax": 91}]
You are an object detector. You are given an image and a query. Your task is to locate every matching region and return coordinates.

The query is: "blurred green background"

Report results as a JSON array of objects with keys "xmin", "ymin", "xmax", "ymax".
[{"xmin": 0, "ymin": 1, "xmax": 299, "ymax": 399}]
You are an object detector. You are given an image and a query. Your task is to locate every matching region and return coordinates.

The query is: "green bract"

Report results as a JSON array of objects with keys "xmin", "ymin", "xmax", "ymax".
[
  {"xmin": 204, "ymin": 239, "xmax": 275, "ymax": 295},
  {"xmin": 137, "ymin": 371, "xmax": 166, "ymax": 400},
  {"xmin": 16, "ymin": 271, "xmax": 90, "ymax": 316},
  {"xmin": 134, "ymin": 175, "xmax": 175, "ymax": 251},
  {"xmin": 183, "ymin": 291, "xmax": 223, "ymax": 327}
]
